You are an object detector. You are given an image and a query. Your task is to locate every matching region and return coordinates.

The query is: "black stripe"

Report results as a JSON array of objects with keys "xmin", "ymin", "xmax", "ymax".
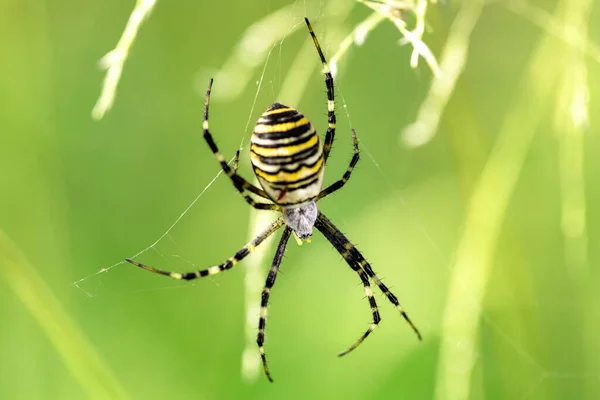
[
  {"xmin": 259, "ymin": 111, "xmax": 304, "ymax": 125},
  {"xmin": 253, "ymin": 120, "xmax": 312, "ymax": 140},
  {"xmin": 266, "ymin": 102, "xmax": 289, "ymax": 111},
  {"xmin": 368, "ymin": 294, "xmax": 377, "ymax": 309},
  {"xmin": 265, "ymin": 173, "xmax": 321, "ymax": 191},
  {"xmin": 251, "ymin": 130, "xmax": 316, "ymax": 149},
  {"xmin": 203, "ymin": 132, "xmax": 219, "ymax": 154},
  {"xmin": 253, "ymin": 155, "xmax": 322, "ymax": 175},
  {"xmin": 235, "ymin": 247, "xmax": 250, "ymax": 260},
  {"xmin": 261, "ymin": 290, "xmax": 270, "ymax": 307},
  {"xmin": 252, "ymin": 145, "xmax": 319, "ymax": 166}
]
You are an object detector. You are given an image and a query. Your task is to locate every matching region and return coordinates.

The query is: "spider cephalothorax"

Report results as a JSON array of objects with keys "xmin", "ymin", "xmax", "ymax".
[
  {"xmin": 126, "ymin": 17, "xmax": 420, "ymax": 383},
  {"xmin": 281, "ymin": 201, "xmax": 318, "ymax": 239}
]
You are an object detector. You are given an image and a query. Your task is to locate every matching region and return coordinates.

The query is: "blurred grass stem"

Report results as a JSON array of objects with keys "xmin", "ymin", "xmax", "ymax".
[
  {"xmin": 329, "ymin": 12, "xmax": 386, "ymax": 77},
  {"xmin": 553, "ymin": 0, "xmax": 591, "ymax": 280},
  {"xmin": 92, "ymin": 0, "xmax": 156, "ymax": 120},
  {"xmin": 434, "ymin": 2, "xmax": 570, "ymax": 399},
  {"xmin": 401, "ymin": 0, "xmax": 483, "ymax": 148},
  {"xmin": 0, "ymin": 229, "xmax": 130, "ymax": 400},
  {"xmin": 359, "ymin": 0, "xmax": 440, "ymax": 76}
]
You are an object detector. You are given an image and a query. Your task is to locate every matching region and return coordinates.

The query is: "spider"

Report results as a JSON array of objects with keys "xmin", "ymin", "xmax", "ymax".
[{"xmin": 126, "ymin": 17, "xmax": 421, "ymax": 382}]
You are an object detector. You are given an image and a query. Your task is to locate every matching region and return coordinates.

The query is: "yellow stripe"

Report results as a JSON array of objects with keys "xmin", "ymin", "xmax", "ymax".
[
  {"xmin": 254, "ymin": 117, "xmax": 309, "ymax": 134},
  {"xmin": 255, "ymin": 158, "xmax": 323, "ymax": 183},
  {"xmin": 251, "ymin": 134, "xmax": 318, "ymax": 157},
  {"xmin": 262, "ymin": 107, "xmax": 294, "ymax": 116}
]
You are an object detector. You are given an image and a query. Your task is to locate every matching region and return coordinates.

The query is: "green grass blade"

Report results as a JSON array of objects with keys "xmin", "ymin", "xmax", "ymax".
[
  {"xmin": 0, "ymin": 229, "xmax": 130, "ymax": 400},
  {"xmin": 433, "ymin": 2, "xmax": 575, "ymax": 399}
]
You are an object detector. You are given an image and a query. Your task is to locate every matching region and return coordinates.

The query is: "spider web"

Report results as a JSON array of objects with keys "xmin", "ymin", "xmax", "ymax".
[{"xmin": 74, "ymin": 0, "xmax": 599, "ymax": 397}]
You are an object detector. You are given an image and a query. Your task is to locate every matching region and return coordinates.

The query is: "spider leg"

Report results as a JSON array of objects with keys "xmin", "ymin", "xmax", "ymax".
[
  {"xmin": 125, "ymin": 217, "xmax": 285, "ymax": 280},
  {"xmin": 233, "ymin": 149, "xmax": 240, "ymax": 174},
  {"xmin": 257, "ymin": 226, "xmax": 292, "ymax": 382},
  {"xmin": 203, "ymin": 79, "xmax": 277, "ymax": 210},
  {"xmin": 359, "ymin": 258, "xmax": 422, "ymax": 341},
  {"xmin": 318, "ymin": 129, "xmax": 359, "ymax": 200},
  {"xmin": 305, "ymin": 18, "xmax": 336, "ymax": 163},
  {"xmin": 314, "ymin": 212, "xmax": 381, "ymax": 356},
  {"xmin": 315, "ymin": 212, "xmax": 422, "ymax": 351},
  {"xmin": 339, "ymin": 257, "xmax": 382, "ymax": 356}
]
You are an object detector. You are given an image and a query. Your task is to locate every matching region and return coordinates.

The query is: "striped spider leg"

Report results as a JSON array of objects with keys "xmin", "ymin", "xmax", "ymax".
[
  {"xmin": 257, "ymin": 226, "xmax": 292, "ymax": 382},
  {"xmin": 126, "ymin": 217, "xmax": 284, "ymax": 280},
  {"xmin": 203, "ymin": 78, "xmax": 278, "ymax": 210},
  {"xmin": 315, "ymin": 212, "xmax": 422, "ymax": 356},
  {"xmin": 305, "ymin": 17, "xmax": 336, "ymax": 163},
  {"xmin": 318, "ymin": 129, "xmax": 359, "ymax": 200}
]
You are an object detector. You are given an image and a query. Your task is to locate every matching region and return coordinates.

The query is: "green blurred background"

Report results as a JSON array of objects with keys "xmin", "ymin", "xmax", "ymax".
[{"xmin": 1, "ymin": 0, "xmax": 599, "ymax": 399}]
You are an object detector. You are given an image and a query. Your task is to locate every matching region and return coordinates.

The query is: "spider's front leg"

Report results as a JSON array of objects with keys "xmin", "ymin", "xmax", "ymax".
[
  {"xmin": 126, "ymin": 217, "xmax": 285, "ymax": 280},
  {"xmin": 202, "ymin": 79, "xmax": 277, "ymax": 211},
  {"xmin": 305, "ymin": 17, "xmax": 336, "ymax": 163}
]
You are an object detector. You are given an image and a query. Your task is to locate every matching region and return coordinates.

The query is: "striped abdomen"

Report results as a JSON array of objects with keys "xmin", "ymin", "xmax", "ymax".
[{"xmin": 250, "ymin": 103, "xmax": 324, "ymax": 207}]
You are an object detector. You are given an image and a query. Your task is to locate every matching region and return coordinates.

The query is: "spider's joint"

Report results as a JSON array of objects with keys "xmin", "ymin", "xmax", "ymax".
[
  {"xmin": 327, "ymin": 99, "xmax": 335, "ymax": 111},
  {"xmin": 207, "ymin": 266, "xmax": 221, "ymax": 275}
]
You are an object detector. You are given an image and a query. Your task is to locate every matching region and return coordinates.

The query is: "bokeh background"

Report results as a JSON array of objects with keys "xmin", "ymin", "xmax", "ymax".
[{"xmin": 1, "ymin": 0, "xmax": 599, "ymax": 399}]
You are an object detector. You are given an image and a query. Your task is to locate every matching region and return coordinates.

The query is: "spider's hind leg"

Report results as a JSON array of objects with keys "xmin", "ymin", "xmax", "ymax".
[
  {"xmin": 314, "ymin": 211, "xmax": 422, "ymax": 353},
  {"xmin": 314, "ymin": 212, "xmax": 384, "ymax": 356},
  {"xmin": 361, "ymin": 263, "xmax": 422, "ymax": 341},
  {"xmin": 337, "ymin": 264, "xmax": 381, "ymax": 357},
  {"xmin": 202, "ymin": 79, "xmax": 276, "ymax": 210}
]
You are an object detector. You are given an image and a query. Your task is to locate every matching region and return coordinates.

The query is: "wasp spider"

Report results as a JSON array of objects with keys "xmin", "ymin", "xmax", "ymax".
[{"xmin": 126, "ymin": 17, "xmax": 421, "ymax": 382}]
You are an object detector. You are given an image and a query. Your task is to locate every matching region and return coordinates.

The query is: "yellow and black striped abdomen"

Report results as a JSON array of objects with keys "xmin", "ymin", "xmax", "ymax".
[{"xmin": 250, "ymin": 103, "xmax": 324, "ymax": 207}]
